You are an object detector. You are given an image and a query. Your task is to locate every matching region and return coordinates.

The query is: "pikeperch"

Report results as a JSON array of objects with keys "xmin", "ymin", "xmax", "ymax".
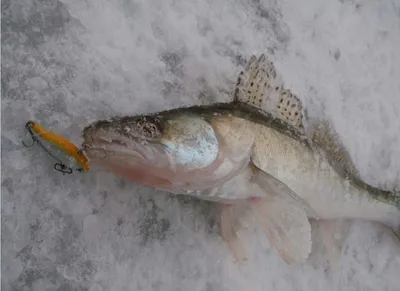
[{"xmin": 80, "ymin": 54, "xmax": 400, "ymax": 264}]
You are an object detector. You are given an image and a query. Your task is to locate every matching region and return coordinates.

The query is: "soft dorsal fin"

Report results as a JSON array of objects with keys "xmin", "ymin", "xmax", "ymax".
[
  {"xmin": 311, "ymin": 121, "xmax": 360, "ymax": 180},
  {"xmin": 234, "ymin": 54, "xmax": 305, "ymax": 132}
]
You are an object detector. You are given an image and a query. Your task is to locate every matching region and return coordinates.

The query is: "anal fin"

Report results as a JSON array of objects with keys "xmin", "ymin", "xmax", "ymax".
[
  {"xmin": 309, "ymin": 219, "xmax": 351, "ymax": 271},
  {"xmin": 249, "ymin": 162, "xmax": 318, "ymax": 219},
  {"xmin": 248, "ymin": 163, "xmax": 314, "ymax": 263}
]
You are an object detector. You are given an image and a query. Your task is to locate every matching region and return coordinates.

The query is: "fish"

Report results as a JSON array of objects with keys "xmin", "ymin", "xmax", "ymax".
[{"xmin": 80, "ymin": 54, "xmax": 400, "ymax": 264}]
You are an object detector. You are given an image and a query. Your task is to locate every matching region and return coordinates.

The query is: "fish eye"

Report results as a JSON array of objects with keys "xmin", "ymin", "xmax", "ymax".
[{"xmin": 125, "ymin": 116, "xmax": 162, "ymax": 139}]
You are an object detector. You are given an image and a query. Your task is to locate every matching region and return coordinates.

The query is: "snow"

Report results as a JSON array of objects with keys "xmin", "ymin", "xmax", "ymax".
[{"xmin": 2, "ymin": 0, "xmax": 400, "ymax": 290}]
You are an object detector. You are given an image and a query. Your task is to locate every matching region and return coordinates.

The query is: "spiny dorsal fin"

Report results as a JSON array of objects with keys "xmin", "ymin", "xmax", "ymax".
[
  {"xmin": 234, "ymin": 54, "xmax": 305, "ymax": 131},
  {"xmin": 234, "ymin": 55, "xmax": 400, "ymax": 210},
  {"xmin": 234, "ymin": 55, "xmax": 360, "ymax": 181}
]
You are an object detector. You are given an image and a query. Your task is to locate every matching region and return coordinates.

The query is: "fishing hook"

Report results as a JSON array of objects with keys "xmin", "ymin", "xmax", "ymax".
[
  {"xmin": 22, "ymin": 121, "xmax": 81, "ymax": 175},
  {"xmin": 21, "ymin": 121, "xmax": 38, "ymax": 148}
]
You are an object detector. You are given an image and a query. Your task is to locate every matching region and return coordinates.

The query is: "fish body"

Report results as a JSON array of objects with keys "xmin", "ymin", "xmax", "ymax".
[{"xmin": 81, "ymin": 55, "xmax": 400, "ymax": 263}]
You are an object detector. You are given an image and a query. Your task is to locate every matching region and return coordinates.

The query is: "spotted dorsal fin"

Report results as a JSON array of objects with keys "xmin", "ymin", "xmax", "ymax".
[
  {"xmin": 233, "ymin": 55, "xmax": 400, "ymax": 209},
  {"xmin": 234, "ymin": 54, "xmax": 305, "ymax": 132},
  {"xmin": 234, "ymin": 54, "xmax": 360, "ymax": 180}
]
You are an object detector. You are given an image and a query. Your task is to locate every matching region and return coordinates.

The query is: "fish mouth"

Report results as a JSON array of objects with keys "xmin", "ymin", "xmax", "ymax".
[
  {"xmin": 81, "ymin": 120, "xmax": 150, "ymax": 161},
  {"xmin": 80, "ymin": 119, "xmax": 182, "ymax": 190},
  {"xmin": 82, "ymin": 119, "xmax": 125, "ymax": 143}
]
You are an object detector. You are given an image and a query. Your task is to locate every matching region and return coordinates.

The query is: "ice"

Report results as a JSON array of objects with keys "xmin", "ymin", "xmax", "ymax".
[{"xmin": 2, "ymin": 0, "xmax": 400, "ymax": 290}]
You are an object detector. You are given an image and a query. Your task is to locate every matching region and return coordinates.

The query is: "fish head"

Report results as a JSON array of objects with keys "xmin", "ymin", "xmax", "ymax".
[{"xmin": 81, "ymin": 112, "xmax": 245, "ymax": 191}]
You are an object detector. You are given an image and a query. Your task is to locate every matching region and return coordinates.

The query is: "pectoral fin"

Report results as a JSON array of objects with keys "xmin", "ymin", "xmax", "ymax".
[
  {"xmin": 218, "ymin": 164, "xmax": 314, "ymax": 264},
  {"xmin": 249, "ymin": 162, "xmax": 318, "ymax": 219},
  {"xmin": 249, "ymin": 163, "xmax": 314, "ymax": 263}
]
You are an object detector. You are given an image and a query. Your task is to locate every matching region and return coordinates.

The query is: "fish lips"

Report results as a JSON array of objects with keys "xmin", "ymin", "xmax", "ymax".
[{"xmin": 81, "ymin": 125, "xmax": 156, "ymax": 164}]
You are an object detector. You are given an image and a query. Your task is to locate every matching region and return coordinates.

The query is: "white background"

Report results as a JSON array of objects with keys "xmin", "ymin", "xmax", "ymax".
[{"xmin": 2, "ymin": 0, "xmax": 400, "ymax": 290}]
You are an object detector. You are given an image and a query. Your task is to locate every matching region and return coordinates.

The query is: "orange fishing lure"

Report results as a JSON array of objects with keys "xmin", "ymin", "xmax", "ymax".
[{"xmin": 22, "ymin": 121, "xmax": 89, "ymax": 174}]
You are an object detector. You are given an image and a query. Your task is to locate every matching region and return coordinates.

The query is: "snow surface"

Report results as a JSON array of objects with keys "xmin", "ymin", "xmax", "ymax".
[{"xmin": 2, "ymin": 0, "xmax": 400, "ymax": 290}]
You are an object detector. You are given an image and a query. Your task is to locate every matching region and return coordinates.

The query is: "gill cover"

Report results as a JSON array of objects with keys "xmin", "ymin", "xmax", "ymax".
[{"xmin": 160, "ymin": 115, "xmax": 219, "ymax": 171}]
